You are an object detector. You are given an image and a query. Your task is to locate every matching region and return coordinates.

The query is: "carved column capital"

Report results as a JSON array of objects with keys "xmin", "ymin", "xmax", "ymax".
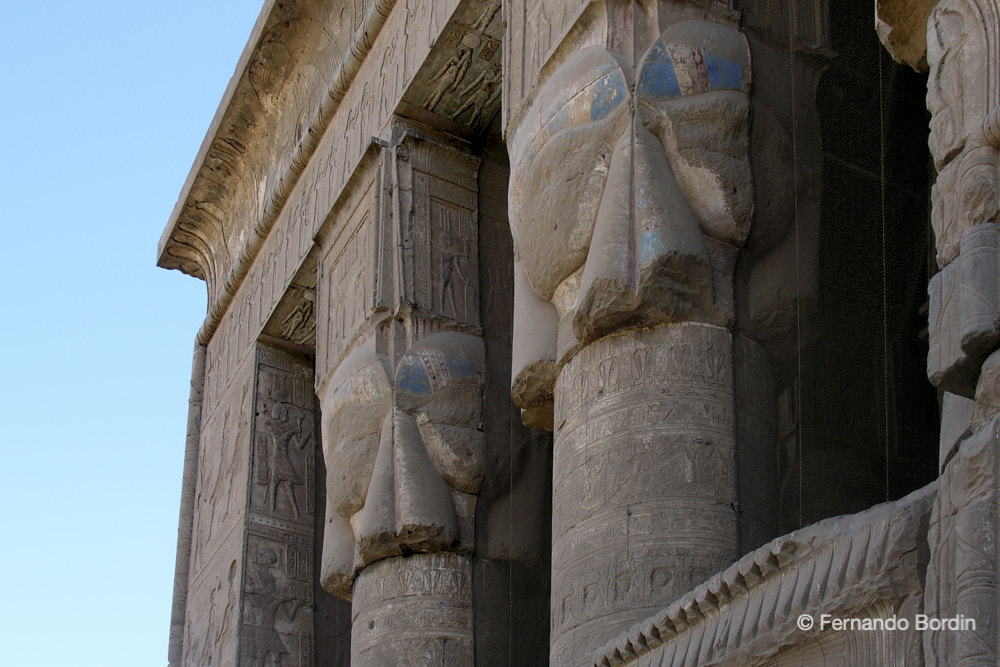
[
  {"xmin": 505, "ymin": 9, "xmax": 765, "ymax": 664},
  {"xmin": 506, "ymin": 16, "xmax": 753, "ymax": 426},
  {"xmin": 318, "ymin": 332, "xmax": 486, "ymax": 597},
  {"xmin": 314, "ymin": 122, "xmax": 488, "ymax": 665}
]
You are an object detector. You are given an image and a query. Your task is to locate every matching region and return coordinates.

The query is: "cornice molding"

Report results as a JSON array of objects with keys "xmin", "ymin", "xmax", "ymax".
[{"xmin": 158, "ymin": 0, "xmax": 399, "ymax": 346}]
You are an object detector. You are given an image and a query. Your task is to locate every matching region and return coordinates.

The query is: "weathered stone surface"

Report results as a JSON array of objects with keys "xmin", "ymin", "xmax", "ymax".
[
  {"xmin": 168, "ymin": 344, "xmax": 205, "ymax": 665},
  {"xmin": 352, "ymin": 554, "xmax": 474, "ymax": 666},
  {"xmin": 593, "ymin": 483, "xmax": 936, "ymax": 666},
  {"xmin": 941, "ymin": 390, "xmax": 975, "ymax": 466},
  {"xmin": 927, "ymin": 0, "xmax": 992, "ymax": 171},
  {"xmin": 183, "ymin": 347, "xmax": 256, "ymax": 667},
  {"xmin": 551, "ymin": 323, "xmax": 739, "ymax": 665},
  {"xmin": 928, "ymin": 223, "xmax": 1000, "ymax": 395},
  {"xmin": 932, "ymin": 147, "xmax": 1000, "ymax": 269},
  {"xmin": 876, "ymin": 0, "xmax": 937, "ymax": 70},
  {"xmin": 160, "ymin": 0, "xmax": 974, "ymax": 664},
  {"xmin": 314, "ymin": 127, "xmax": 485, "ymax": 569},
  {"xmin": 183, "ymin": 342, "xmax": 343, "ymax": 666},
  {"xmin": 924, "ymin": 417, "xmax": 999, "ymax": 667},
  {"xmin": 973, "ymin": 349, "xmax": 1000, "ymax": 430},
  {"xmin": 505, "ymin": 11, "xmax": 764, "ymax": 665},
  {"xmin": 399, "ymin": 0, "xmax": 504, "ymax": 135},
  {"xmin": 508, "ymin": 23, "xmax": 751, "ymax": 340},
  {"xmin": 317, "ymin": 330, "xmax": 486, "ymax": 592}
]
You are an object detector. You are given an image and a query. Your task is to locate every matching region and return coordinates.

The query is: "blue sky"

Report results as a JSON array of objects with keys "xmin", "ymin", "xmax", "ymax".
[{"xmin": 0, "ymin": 3, "xmax": 263, "ymax": 665}]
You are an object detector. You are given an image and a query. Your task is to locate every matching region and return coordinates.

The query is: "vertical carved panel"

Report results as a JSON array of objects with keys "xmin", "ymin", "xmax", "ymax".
[
  {"xmin": 186, "ymin": 341, "xmax": 341, "ymax": 666},
  {"xmin": 320, "ymin": 206, "xmax": 374, "ymax": 370},
  {"xmin": 240, "ymin": 344, "xmax": 320, "ymax": 667},
  {"xmin": 400, "ymin": 133, "xmax": 481, "ymax": 329},
  {"xmin": 503, "ymin": 0, "xmax": 594, "ymax": 119}
]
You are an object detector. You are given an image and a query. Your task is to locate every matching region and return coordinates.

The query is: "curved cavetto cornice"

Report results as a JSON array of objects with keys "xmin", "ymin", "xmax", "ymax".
[
  {"xmin": 593, "ymin": 483, "xmax": 936, "ymax": 666},
  {"xmin": 158, "ymin": 0, "xmax": 398, "ymax": 346}
]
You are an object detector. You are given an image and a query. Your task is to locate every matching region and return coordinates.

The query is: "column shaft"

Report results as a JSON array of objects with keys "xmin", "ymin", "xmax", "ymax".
[{"xmin": 551, "ymin": 323, "xmax": 738, "ymax": 665}]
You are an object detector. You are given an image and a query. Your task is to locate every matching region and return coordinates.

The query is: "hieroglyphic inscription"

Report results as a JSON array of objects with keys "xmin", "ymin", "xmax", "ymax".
[
  {"xmin": 394, "ymin": 132, "xmax": 481, "ymax": 328},
  {"xmin": 251, "ymin": 348, "xmax": 316, "ymax": 524},
  {"xmin": 351, "ymin": 554, "xmax": 474, "ymax": 667},
  {"xmin": 551, "ymin": 323, "xmax": 738, "ymax": 665},
  {"xmin": 241, "ymin": 534, "xmax": 315, "ymax": 667},
  {"xmin": 164, "ymin": 1, "xmax": 384, "ymax": 311},
  {"xmin": 183, "ymin": 532, "xmax": 242, "ymax": 667},
  {"xmin": 407, "ymin": 0, "xmax": 505, "ymax": 132},
  {"xmin": 190, "ymin": 358, "xmax": 255, "ymax": 576},
  {"xmin": 426, "ymin": 192, "xmax": 477, "ymax": 323},
  {"xmin": 318, "ymin": 202, "xmax": 374, "ymax": 378},
  {"xmin": 239, "ymin": 344, "xmax": 322, "ymax": 666},
  {"xmin": 184, "ymin": 351, "xmax": 255, "ymax": 667}
]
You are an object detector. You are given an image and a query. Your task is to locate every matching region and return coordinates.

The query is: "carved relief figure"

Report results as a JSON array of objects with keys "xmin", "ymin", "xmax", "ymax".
[
  {"xmin": 279, "ymin": 292, "xmax": 315, "ymax": 343},
  {"xmin": 450, "ymin": 65, "xmax": 502, "ymax": 125},
  {"xmin": 262, "ymin": 403, "xmax": 308, "ymax": 519},
  {"xmin": 472, "ymin": 0, "xmax": 502, "ymax": 32},
  {"xmin": 425, "ymin": 47, "xmax": 473, "ymax": 112},
  {"xmin": 245, "ymin": 546, "xmax": 296, "ymax": 667},
  {"xmin": 438, "ymin": 229, "xmax": 470, "ymax": 317}
]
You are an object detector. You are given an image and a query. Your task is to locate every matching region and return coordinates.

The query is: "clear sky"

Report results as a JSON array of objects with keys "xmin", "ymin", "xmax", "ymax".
[{"xmin": 0, "ymin": 3, "xmax": 263, "ymax": 665}]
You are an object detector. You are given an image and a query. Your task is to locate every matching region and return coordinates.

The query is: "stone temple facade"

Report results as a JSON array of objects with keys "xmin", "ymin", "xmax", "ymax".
[{"xmin": 158, "ymin": 0, "xmax": 999, "ymax": 664}]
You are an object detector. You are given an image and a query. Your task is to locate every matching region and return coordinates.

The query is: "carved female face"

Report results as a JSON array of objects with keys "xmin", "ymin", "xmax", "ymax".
[
  {"xmin": 318, "ymin": 334, "xmax": 486, "ymax": 598},
  {"xmin": 507, "ymin": 21, "xmax": 752, "ymax": 343}
]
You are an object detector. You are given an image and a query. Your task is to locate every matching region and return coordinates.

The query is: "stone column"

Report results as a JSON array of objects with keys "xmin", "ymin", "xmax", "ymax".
[
  {"xmin": 352, "ymin": 553, "xmax": 473, "ymax": 664},
  {"xmin": 504, "ymin": 5, "xmax": 768, "ymax": 664},
  {"xmin": 315, "ymin": 126, "xmax": 485, "ymax": 665},
  {"xmin": 551, "ymin": 324, "xmax": 739, "ymax": 663},
  {"xmin": 878, "ymin": 1, "xmax": 1000, "ymax": 664}
]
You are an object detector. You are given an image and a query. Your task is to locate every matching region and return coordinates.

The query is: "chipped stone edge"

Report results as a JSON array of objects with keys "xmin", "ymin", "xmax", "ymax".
[{"xmin": 592, "ymin": 482, "xmax": 937, "ymax": 666}]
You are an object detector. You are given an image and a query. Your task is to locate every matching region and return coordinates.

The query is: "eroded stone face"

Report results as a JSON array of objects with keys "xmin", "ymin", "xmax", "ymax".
[
  {"xmin": 507, "ymin": 20, "xmax": 753, "ymax": 412},
  {"xmin": 318, "ymin": 332, "xmax": 486, "ymax": 599}
]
